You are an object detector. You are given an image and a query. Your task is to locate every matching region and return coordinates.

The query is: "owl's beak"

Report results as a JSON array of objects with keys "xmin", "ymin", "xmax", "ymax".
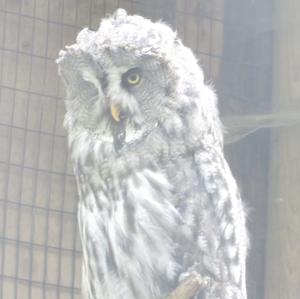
[{"xmin": 110, "ymin": 104, "xmax": 120, "ymax": 122}]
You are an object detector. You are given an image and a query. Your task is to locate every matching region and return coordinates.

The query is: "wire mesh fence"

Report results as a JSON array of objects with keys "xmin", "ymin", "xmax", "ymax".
[{"xmin": 0, "ymin": 0, "xmax": 274, "ymax": 298}]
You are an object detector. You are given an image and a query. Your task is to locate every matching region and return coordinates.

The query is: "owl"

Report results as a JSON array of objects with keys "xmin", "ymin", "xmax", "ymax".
[{"xmin": 57, "ymin": 9, "xmax": 248, "ymax": 299}]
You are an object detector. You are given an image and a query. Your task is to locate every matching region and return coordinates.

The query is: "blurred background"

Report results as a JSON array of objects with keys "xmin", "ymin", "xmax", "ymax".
[{"xmin": 0, "ymin": 0, "xmax": 299, "ymax": 298}]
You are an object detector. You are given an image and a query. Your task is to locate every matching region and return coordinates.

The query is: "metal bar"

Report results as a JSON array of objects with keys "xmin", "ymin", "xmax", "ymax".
[{"xmin": 0, "ymin": 0, "xmax": 19, "ymax": 297}]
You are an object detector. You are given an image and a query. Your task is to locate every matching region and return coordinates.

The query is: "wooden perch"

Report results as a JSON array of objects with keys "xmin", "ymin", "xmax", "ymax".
[
  {"xmin": 222, "ymin": 112, "xmax": 300, "ymax": 144},
  {"xmin": 166, "ymin": 273, "xmax": 211, "ymax": 299}
]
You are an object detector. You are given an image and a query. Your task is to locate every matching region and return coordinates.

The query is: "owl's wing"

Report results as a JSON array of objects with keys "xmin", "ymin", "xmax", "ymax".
[
  {"xmin": 187, "ymin": 146, "xmax": 248, "ymax": 299},
  {"xmin": 110, "ymin": 142, "xmax": 248, "ymax": 299}
]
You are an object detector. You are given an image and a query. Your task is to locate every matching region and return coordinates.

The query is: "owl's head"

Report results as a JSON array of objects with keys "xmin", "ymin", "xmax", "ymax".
[{"xmin": 57, "ymin": 9, "xmax": 222, "ymax": 149}]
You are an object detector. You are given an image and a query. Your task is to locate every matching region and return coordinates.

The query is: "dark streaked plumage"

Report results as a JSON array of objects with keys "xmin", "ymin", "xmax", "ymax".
[{"xmin": 57, "ymin": 9, "xmax": 248, "ymax": 299}]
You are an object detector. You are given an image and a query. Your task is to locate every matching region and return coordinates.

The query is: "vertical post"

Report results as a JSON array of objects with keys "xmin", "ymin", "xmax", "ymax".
[
  {"xmin": 161, "ymin": 0, "xmax": 176, "ymax": 28},
  {"xmin": 265, "ymin": 0, "xmax": 300, "ymax": 298}
]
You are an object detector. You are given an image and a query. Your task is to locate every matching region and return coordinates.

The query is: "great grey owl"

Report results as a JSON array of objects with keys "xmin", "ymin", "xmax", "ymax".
[{"xmin": 57, "ymin": 9, "xmax": 248, "ymax": 299}]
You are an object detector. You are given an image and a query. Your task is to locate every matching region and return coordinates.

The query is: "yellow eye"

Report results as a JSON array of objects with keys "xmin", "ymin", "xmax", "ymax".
[
  {"xmin": 127, "ymin": 73, "xmax": 141, "ymax": 85},
  {"xmin": 122, "ymin": 68, "xmax": 142, "ymax": 87}
]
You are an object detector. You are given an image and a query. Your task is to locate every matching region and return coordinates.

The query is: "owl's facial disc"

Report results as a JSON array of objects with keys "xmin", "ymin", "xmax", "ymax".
[{"xmin": 98, "ymin": 53, "xmax": 170, "ymax": 148}]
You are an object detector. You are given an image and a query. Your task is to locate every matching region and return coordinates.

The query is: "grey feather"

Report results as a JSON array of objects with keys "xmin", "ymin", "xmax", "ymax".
[{"xmin": 57, "ymin": 9, "xmax": 248, "ymax": 299}]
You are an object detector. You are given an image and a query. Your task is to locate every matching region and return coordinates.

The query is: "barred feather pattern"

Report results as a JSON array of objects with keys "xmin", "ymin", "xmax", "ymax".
[
  {"xmin": 58, "ymin": 9, "xmax": 248, "ymax": 299},
  {"xmin": 68, "ymin": 119, "xmax": 247, "ymax": 299}
]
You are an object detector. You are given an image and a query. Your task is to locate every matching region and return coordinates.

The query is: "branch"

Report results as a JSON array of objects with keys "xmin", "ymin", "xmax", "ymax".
[
  {"xmin": 166, "ymin": 273, "xmax": 211, "ymax": 299},
  {"xmin": 222, "ymin": 112, "xmax": 300, "ymax": 144}
]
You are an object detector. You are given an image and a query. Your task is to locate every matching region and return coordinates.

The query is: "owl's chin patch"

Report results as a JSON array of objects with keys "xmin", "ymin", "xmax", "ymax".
[
  {"xmin": 112, "ymin": 119, "xmax": 126, "ymax": 151},
  {"xmin": 112, "ymin": 121, "xmax": 145, "ymax": 151}
]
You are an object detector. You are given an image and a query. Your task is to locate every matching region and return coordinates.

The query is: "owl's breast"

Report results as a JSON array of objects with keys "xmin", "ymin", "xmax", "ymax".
[{"xmin": 76, "ymin": 165, "xmax": 183, "ymax": 299}]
